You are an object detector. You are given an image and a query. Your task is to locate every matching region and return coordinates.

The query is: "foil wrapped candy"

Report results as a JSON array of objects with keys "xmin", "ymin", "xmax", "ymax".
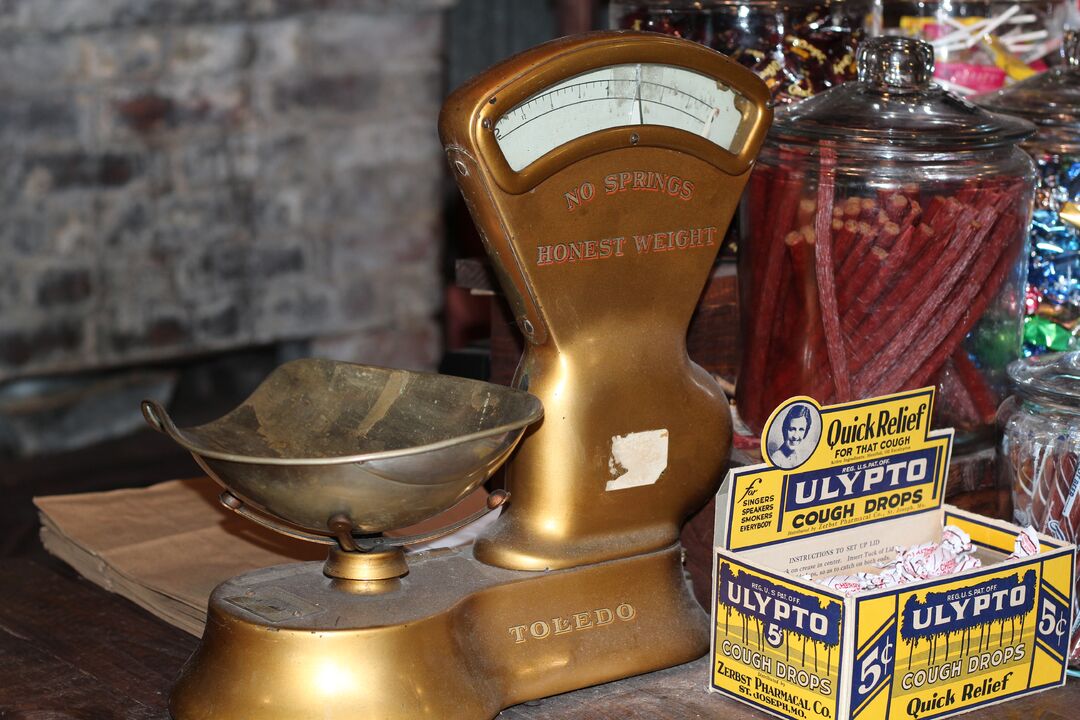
[{"xmin": 1024, "ymin": 155, "xmax": 1080, "ymax": 355}]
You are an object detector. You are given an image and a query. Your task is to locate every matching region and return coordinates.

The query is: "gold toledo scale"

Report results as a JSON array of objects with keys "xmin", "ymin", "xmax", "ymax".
[{"xmin": 146, "ymin": 31, "xmax": 771, "ymax": 720}]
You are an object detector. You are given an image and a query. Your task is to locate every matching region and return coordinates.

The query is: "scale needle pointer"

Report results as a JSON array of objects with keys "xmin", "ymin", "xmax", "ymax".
[
  {"xmin": 633, "ymin": 64, "xmax": 644, "ymax": 124},
  {"xmin": 701, "ymin": 107, "xmax": 720, "ymax": 139}
]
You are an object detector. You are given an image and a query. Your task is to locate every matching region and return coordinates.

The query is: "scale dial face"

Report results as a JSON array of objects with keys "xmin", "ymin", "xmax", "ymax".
[
  {"xmin": 494, "ymin": 63, "xmax": 749, "ymax": 172},
  {"xmin": 439, "ymin": 32, "xmax": 772, "ymax": 344}
]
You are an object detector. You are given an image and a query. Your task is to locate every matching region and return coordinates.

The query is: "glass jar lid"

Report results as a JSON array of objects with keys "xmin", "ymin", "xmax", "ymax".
[
  {"xmin": 978, "ymin": 31, "xmax": 1080, "ymax": 130},
  {"xmin": 770, "ymin": 36, "xmax": 1035, "ymax": 149},
  {"xmin": 1007, "ymin": 351, "xmax": 1080, "ymax": 408}
]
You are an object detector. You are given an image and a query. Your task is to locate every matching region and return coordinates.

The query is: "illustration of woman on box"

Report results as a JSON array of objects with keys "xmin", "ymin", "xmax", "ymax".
[{"xmin": 767, "ymin": 403, "xmax": 816, "ymax": 469}]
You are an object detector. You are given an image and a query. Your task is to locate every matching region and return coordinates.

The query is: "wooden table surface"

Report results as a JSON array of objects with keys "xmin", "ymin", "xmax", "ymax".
[{"xmin": 1, "ymin": 556, "xmax": 1076, "ymax": 720}]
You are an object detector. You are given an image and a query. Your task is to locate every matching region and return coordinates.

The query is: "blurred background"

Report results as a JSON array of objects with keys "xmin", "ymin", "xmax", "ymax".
[{"xmin": 0, "ymin": 0, "xmax": 603, "ymax": 557}]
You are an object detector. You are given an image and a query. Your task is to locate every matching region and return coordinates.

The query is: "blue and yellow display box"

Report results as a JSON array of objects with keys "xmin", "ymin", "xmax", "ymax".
[{"xmin": 710, "ymin": 388, "xmax": 1076, "ymax": 720}]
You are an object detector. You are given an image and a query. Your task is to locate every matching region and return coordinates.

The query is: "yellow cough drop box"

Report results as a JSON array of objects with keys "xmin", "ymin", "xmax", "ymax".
[{"xmin": 711, "ymin": 388, "xmax": 1075, "ymax": 720}]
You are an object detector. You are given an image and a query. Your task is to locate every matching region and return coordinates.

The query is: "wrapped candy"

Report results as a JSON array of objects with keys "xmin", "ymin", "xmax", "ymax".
[
  {"xmin": 1009, "ymin": 525, "xmax": 1041, "ymax": 558},
  {"xmin": 1021, "ymin": 156, "xmax": 1080, "ymax": 355},
  {"xmin": 609, "ymin": 1, "xmax": 869, "ymax": 105},
  {"xmin": 881, "ymin": 0, "xmax": 1068, "ymax": 95},
  {"xmin": 813, "ymin": 525, "xmax": 1041, "ymax": 595},
  {"xmin": 977, "ymin": 36, "xmax": 1080, "ymax": 355}
]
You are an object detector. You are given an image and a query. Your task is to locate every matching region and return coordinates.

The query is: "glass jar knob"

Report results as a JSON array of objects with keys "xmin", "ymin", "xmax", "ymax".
[{"xmin": 857, "ymin": 36, "xmax": 935, "ymax": 92}]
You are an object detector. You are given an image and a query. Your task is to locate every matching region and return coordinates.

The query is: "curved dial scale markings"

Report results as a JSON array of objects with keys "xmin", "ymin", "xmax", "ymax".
[{"xmin": 494, "ymin": 63, "xmax": 747, "ymax": 172}]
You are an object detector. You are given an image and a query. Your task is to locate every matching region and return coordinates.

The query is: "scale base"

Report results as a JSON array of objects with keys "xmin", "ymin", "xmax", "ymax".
[{"xmin": 170, "ymin": 544, "xmax": 707, "ymax": 719}]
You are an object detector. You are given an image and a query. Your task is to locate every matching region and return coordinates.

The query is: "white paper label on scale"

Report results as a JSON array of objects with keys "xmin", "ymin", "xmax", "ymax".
[
  {"xmin": 606, "ymin": 429, "xmax": 669, "ymax": 491},
  {"xmin": 494, "ymin": 64, "xmax": 745, "ymax": 171}
]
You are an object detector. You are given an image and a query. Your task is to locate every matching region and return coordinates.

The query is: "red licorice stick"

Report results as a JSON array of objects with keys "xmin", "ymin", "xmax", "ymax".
[
  {"xmin": 936, "ymin": 357, "xmax": 981, "ymax": 428},
  {"xmin": 837, "ymin": 223, "xmax": 897, "ymax": 312},
  {"xmin": 836, "ymin": 218, "xmax": 882, "ymax": 291},
  {"xmin": 859, "ymin": 219, "xmax": 878, "ymax": 241},
  {"xmin": 871, "ymin": 211, "xmax": 900, "ymax": 250},
  {"xmin": 876, "ymin": 210, "xmax": 1018, "ymax": 398},
  {"xmin": 920, "ymin": 195, "xmax": 949, "ymax": 228},
  {"xmin": 760, "ymin": 253, "xmax": 810, "ymax": 424},
  {"xmin": 828, "ymin": 218, "xmax": 847, "ymax": 259},
  {"xmin": 813, "ymin": 143, "xmax": 851, "ymax": 401},
  {"xmin": 866, "ymin": 220, "xmax": 938, "ymax": 307},
  {"xmin": 771, "ymin": 231, "xmax": 802, "ymax": 355},
  {"xmin": 789, "ymin": 230, "xmax": 825, "ymax": 368},
  {"xmin": 851, "ymin": 203, "xmax": 979, "ymax": 366},
  {"xmin": 877, "ymin": 185, "xmax": 919, "ymax": 208},
  {"xmin": 834, "ymin": 219, "xmax": 866, "ymax": 277},
  {"xmin": 841, "ymin": 196, "xmax": 862, "ymax": 220},
  {"xmin": 956, "ymin": 184, "xmax": 984, "ymax": 205},
  {"xmin": 840, "ymin": 223, "xmax": 910, "ymax": 333},
  {"xmin": 769, "ymin": 253, "xmax": 796, "ymax": 374},
  {"xmin": 858, "ymin": 198, "xmax": 879, "ymax": 224},
  {"xmin": 795, "ymin": 225, "xmax": 838, "ymax": 402},
  {"xmin": 817, "ymin": 205, "xmax": 909, "ymax": 399},
  {"xmin": 921, "ymin": 197, "xmax": 964, "ymax": 248},
  {"xmin": 738, "ymin": 164, "xmax": 805, "ymax": 428},
  {"xmin": 746, "ymin": 169, "xmax": 774, "ymax": 295},
  {"xmin": 899, "ymin": 210, "xmax": 1022, "ymax": 393},
  {"xmin": 849, "ymin": 199, "xmax": 975, "ymax": 365},
  {"xmin": 809, "ymin": 226, "xmax": 892, "ymax": 403},
  {"xmin": 883, "ymin": 193, "xmax": 909, "ymax": 223},
  {"xmin": 855, "ymin": 203, "xmax": 998, "ymax": 392},
  {"xmin": 796, "ymin": 197, "xmax": 817, "ymax": 228},
  {"xmin": 896, "ymin": 199, "xmax": 922, "ymax": 237},
  {"xmin": 745, "ymin": 168, "xmax": 782, "ymax": 287},
  {"xmin": 814, "ymin": 222, "xmax": 890, "ymax": 372},
  {"xmin": 949, "ymin": 349, "xmax": 999, "ymax": 425}
]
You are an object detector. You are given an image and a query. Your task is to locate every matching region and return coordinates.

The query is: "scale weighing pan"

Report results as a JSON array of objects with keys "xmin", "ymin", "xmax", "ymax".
[{"xmin": 142, "ymin": 358, "xmax": 542, "ymax": 558}]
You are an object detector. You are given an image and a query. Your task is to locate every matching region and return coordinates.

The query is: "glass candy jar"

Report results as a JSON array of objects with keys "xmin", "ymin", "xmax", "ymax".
[
  {"xmin": 999, "ymin": 351, "xmax": 1080, "ymax": 665},
  {"xmin": 736, "ymin": 36, "xmax": 1036, "ymax": 448},
  {"xmin": 979, "ymin": 31, "xmax": 1080, "ymax": 356},
  {"xmin": 880, "ymin": 0, "xmax": 1068, "ymax": 95},
  {"xmin": 608, "ymin": 0, "xmax": 872, "ymax": 104}
]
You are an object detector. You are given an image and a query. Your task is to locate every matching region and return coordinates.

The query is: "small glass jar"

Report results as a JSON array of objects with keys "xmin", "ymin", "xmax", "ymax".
[
  {"xmin": 736, "ymin": 37, "xmax": 1036, "ymax": 449},
  {"xmin": 979, "ymin": 32, "xmax": 1080, "ymax": 356},
  {"xmin": 880, "ymin": 0, "xmax": 1069, "ymax": 95},
  {"xmin": 999, "ymin": 351, "xmax": 1080, "ymax": 666},
  {"xmin": 608, "ymin": 0, "xmax": 872, "ymax": 104}
]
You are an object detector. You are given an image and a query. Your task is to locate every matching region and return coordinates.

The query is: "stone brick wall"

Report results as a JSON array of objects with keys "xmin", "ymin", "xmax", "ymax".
[{"xmin": 0, "ymin": 0, "xmax": 452, "ymax": 380}]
